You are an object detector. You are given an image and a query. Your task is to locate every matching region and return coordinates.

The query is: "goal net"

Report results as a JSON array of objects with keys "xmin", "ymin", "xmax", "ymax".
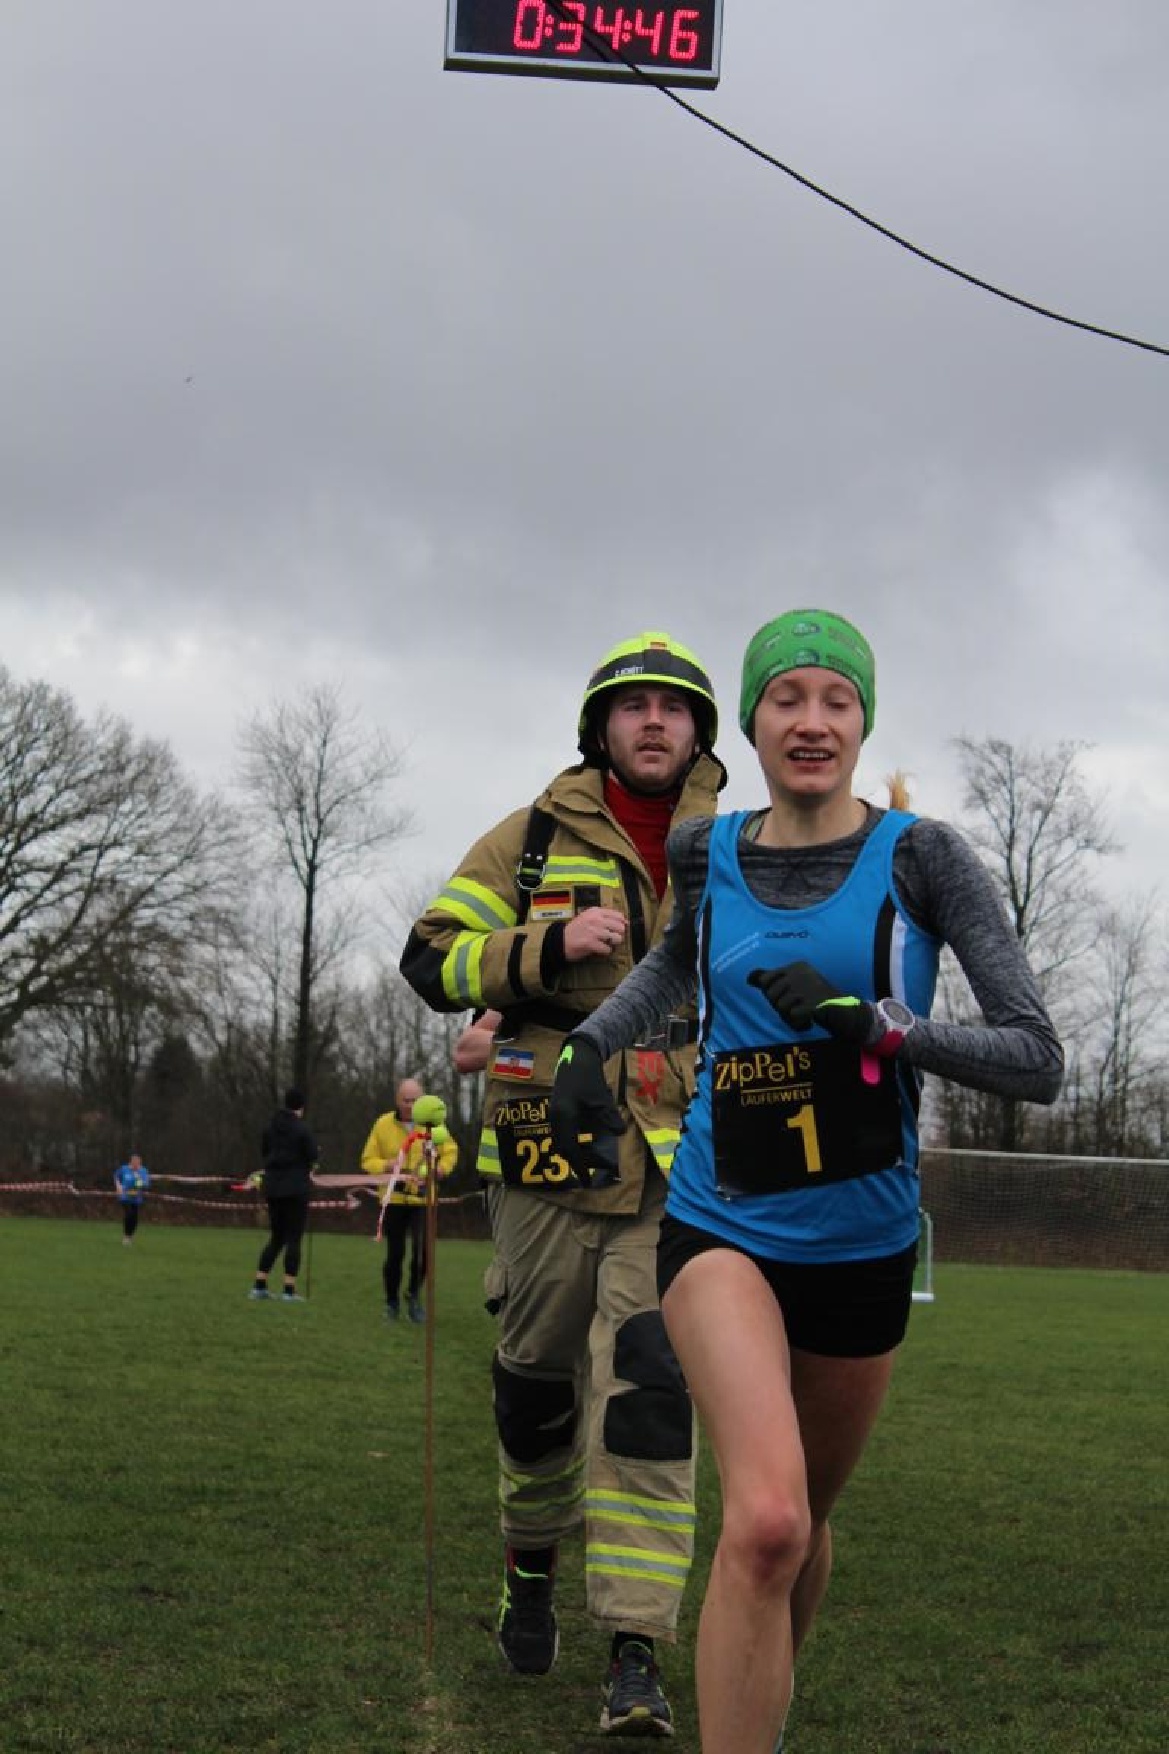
[{"xmin": 917, "ymin": 1149, "xmax": 1169, "ymax": 1274}]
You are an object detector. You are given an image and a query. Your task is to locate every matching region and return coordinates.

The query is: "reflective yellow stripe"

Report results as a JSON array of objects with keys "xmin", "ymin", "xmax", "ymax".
[
  {"xmin": 476, "ymin": 1127, "xmax": 500, "ymax": 1178},
  {"xmin": 586, "ymin": 1490, "xmax": 696, "ymax": 1531},
  {"xmin": 585, "ymin": 1543, "xmax": 690, "ymax": 1586},
  {"xmin": 540, "ymin": 855, "xmax": 620, "ymax": 885},
  {"xmin": 430, "ymin": 876, "xmax": 517, "ymax": 933},
  {"xmin": 644, "ymin": 1128, "xmax": 681, "ymax": 1171},
  {"xmin": 500, "ymin": 1455, "xmax": 586, "ymax": 1516},
  {"xmin": 501, "ymin": 1457, "xmax": 583, "ymax": 1491},
  {"xmin": 500, "ymin": 1482, "xmax": 586, "ymax": 1515},
  {"xmin": 441, "ymin": 932, "xmax": 487, "ymax": 1006}
]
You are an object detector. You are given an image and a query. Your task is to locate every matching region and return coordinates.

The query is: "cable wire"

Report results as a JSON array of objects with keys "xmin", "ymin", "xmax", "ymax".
[{"xmin": 543, "ymin": 2, "xmax": 1169, "ymax": 360}]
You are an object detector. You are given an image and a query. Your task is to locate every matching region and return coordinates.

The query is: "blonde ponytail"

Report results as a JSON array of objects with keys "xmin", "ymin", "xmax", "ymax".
[{"xmin": 886, "ymin": 769, "xmax": 912, "ymax": 812}]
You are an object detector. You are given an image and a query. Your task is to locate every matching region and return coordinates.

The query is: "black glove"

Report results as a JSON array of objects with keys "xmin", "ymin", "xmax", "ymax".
[
  {"xmin": 549, "ymin": 1036, "xmax": 626, "ymax": 1188},
  {"xmin": 747, "ymin": 960, "xmax": 876, "ymax": 1045}
]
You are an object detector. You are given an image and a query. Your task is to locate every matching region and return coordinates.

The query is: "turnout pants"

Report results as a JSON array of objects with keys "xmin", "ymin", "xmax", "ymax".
[{"xmin": 485, "ymin": 1173, "xmax": 695, "ymax": 1641}]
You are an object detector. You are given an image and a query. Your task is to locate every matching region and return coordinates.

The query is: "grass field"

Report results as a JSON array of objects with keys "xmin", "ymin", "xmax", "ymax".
[{"xmin": 1, "ymin": 1214, "xmax": 1165, "ymax": 1754}]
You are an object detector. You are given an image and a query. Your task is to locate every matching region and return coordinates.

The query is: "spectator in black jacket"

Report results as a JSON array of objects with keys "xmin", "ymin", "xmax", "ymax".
[{"xmin": 249, "ymin": 1088, "xmax": 318, "ymax": 1303}]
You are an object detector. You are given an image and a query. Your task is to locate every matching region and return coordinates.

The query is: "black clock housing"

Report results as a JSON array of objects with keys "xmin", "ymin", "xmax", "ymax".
[{"xmin": 445, "ymin": 1, "xmax": 723, "ymax": 89}]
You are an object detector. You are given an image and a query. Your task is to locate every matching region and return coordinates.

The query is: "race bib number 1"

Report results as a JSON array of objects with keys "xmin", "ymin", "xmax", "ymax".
[{"xmin": 712, "ymin": 1040, "xmax": 903, "ymax": 1197}]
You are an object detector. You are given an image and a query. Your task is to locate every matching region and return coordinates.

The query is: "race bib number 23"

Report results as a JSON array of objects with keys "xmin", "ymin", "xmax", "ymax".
[{"xmin": 494, "ymin": 1093, "xmax": 575, "ymax": 1191}]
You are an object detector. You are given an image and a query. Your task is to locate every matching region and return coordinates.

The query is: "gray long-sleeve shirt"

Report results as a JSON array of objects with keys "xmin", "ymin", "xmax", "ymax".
[{"xmin": 573, "ymin": 807, "xmax": 1064, "ymax": 1104}]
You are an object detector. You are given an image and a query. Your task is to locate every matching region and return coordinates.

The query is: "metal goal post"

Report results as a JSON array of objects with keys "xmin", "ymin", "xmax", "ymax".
[{"xmin": 912, "ymin": 1208, "xmax": 935, "ymax": 1304}]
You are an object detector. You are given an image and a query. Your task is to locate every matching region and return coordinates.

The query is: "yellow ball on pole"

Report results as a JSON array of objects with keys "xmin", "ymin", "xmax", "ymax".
[{"xmin": 413, "ymin": 1094, "xmax": 447, "ymax": 1128}]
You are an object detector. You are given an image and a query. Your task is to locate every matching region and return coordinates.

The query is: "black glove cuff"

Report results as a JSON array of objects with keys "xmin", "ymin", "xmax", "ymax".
[{"xmin": 561, "ymin": 1031, "xmax": 602, "ymax": 1066}]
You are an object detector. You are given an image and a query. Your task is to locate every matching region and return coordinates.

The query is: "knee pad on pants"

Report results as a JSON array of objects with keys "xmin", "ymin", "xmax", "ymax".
[
  {"xmin": 604, "ymin": 1310, "xmax": 693, "ymax": 1463},
  {"xmin": 493, "ymin": 1356, "xmax": 576, "ymax": 1465}
]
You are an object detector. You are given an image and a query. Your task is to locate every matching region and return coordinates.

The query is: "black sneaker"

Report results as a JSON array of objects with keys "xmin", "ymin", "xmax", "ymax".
[
  {"xmin": 385, "ymin": 1301, "xmax": 400, "ymax": 1321},
  {"xmin": 497, "ymin": 1560, "xmax": 558, "ymax": 1674},
  {"xmin": 407, "ymin": 1296, "xmax": 425, "ymax": 1324},
  {"xmin": 600, "ymin": 1642, "xmax": 674, "ymax": 1737}
]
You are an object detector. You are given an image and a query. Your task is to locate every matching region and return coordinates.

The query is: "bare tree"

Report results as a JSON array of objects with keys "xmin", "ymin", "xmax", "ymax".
[
  {"xmin": 0, "ymin": 667, "xmax": 239, "ymax": 1050},
  {"xmin": 331, "ymin": 960, "xmax": 477, "ymax": 1167},
  {"xmin": 238, "ymin": 685, "xmax": 412, "ymax": 1094},
  {"xmin": 956, "ymin": 736, "xmax": 1116, "ymax": 984},
  {"xmin": 953, "ymin": 736, "xmax": 1116, "ymax": 1150},
  {"xmin": 154, "ymin": 896, "xmax": 275, "ymax": 1165},
  {"xmin": 1084, "ymin": 895, "xmax": 1166, "ymax": 1156},
  {"xmin": 34, "ymin": 941, "xmax": 164, "ymax": 1146},
  {"xmin": 378, "ymin": 870, "xmax": 477, "ymax": 1121}
]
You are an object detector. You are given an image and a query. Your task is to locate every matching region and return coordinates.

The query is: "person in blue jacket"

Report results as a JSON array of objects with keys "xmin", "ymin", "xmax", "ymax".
[
  {"xmin": 550, "ymin": 609, "xmax": 1064, "ymax": 1754},
  {"xmin": 114, "ymin": 1152, "xmax": 151, "ymax": 1244}
]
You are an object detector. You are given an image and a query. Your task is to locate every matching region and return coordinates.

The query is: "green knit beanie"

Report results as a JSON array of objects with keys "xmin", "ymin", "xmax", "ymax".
[{"xmin": 739, "ymin": 610, "xmax": 875, "ymax": 743}]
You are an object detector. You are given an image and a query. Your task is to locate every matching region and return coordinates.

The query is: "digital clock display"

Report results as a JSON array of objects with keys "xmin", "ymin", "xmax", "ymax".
[{"xmin": 445, "ymin": 1, "xmax": 723, "ymax": 89}]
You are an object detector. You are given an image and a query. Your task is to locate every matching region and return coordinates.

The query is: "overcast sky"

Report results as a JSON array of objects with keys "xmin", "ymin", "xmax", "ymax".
[{"xmin": 2, "ymin": 1, "xmax": 1167, "ymax": 937}]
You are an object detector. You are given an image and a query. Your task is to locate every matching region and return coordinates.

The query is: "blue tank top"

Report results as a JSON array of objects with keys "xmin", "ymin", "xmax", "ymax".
[{"xmin": 666, "ymin": 809, "xmax": 940, "ymax": 1263}]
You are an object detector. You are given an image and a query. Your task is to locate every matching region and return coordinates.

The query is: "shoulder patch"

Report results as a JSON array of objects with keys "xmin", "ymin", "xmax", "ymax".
[{"xmin": 493, "ymin": 1047, "xmax": 536, "ymax": 1081}]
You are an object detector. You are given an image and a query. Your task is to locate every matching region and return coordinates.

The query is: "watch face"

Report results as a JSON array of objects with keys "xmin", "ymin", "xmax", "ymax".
[{"xmin": 880, "ymin": 999, "xmax": 915, "ymax": 1030}]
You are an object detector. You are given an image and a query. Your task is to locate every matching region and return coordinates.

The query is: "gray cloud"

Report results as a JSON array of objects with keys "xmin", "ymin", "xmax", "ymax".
[{"xmin": 1, "ymin": 0, "xmax": 1166, "ymax": 906}]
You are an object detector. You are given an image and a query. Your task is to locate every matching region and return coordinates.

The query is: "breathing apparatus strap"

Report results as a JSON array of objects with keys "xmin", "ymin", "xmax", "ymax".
[{"xmin": 513, "ymin": 805, "xmax": 557, "ymax": 921}]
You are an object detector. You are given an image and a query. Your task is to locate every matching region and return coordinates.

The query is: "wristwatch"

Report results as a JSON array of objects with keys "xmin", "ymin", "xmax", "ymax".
[{"xmin": 872, "ymin": 997, "xmax": 915, "ymax": 1055}]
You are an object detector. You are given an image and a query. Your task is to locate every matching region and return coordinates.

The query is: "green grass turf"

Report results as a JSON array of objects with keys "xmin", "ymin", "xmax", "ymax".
[{"xmin": 0, "ymin": 1216, "xmax": 1165, "ymax": 1753}]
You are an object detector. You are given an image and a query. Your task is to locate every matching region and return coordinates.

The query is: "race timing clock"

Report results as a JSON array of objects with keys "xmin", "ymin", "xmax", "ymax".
[{"xmin": 445, "ymin": 1, "xmax": 723, "ymax": 89}]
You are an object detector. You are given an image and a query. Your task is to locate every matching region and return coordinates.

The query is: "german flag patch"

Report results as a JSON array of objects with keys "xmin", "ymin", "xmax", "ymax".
[{"xmin": 530, "ymin": 888, "xmax": 575, "ymax": 922}]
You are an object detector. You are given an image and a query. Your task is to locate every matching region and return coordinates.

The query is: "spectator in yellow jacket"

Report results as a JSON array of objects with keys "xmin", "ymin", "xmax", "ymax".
[{"xmin": 361, "ymin": 1076, "xmax": 458, "ymax": 1322}]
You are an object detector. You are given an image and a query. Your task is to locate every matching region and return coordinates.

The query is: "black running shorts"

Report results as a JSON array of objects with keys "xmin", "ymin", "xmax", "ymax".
[{"xmin": 657, "ymin": 1213, "xmax": 917, "ymax": 1358}]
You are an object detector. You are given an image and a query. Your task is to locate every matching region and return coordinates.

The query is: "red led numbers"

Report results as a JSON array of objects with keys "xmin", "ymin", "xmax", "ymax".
[
  {"xmin": 446, "ymin": 0, "xmax": 722, "ymax": 88},
  {"xmin": 579, "ymin": 6, "xmax": 702, "ymax": 61},
  {"xmin": 632, "ymin": 8, "xmax": 664, "ymax": 55},
  {"xmin": 512, "ymin": 2, "xmax": 542, "ymax": 47},
  {"xmin": 669, "ymin": 9, "xmax": 699, "ymax": 60},
  {"xmin": 589, "ymin": 8, "xmax": 625, "ymax": 53},
  {"xmin": 559, "ymin": 1, "xmax": 587, "ymax": 52}
]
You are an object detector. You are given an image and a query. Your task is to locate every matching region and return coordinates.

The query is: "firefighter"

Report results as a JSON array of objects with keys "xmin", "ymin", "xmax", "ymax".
[{"xmin": 401, "ymin": 632, "xmax": 725, "ymax": 1738}]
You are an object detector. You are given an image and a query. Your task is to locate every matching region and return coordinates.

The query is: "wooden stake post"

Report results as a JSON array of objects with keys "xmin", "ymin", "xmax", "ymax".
[{"xmin": 422, "ymin": 1128, "xmax": 440, "ymax": 1665}]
